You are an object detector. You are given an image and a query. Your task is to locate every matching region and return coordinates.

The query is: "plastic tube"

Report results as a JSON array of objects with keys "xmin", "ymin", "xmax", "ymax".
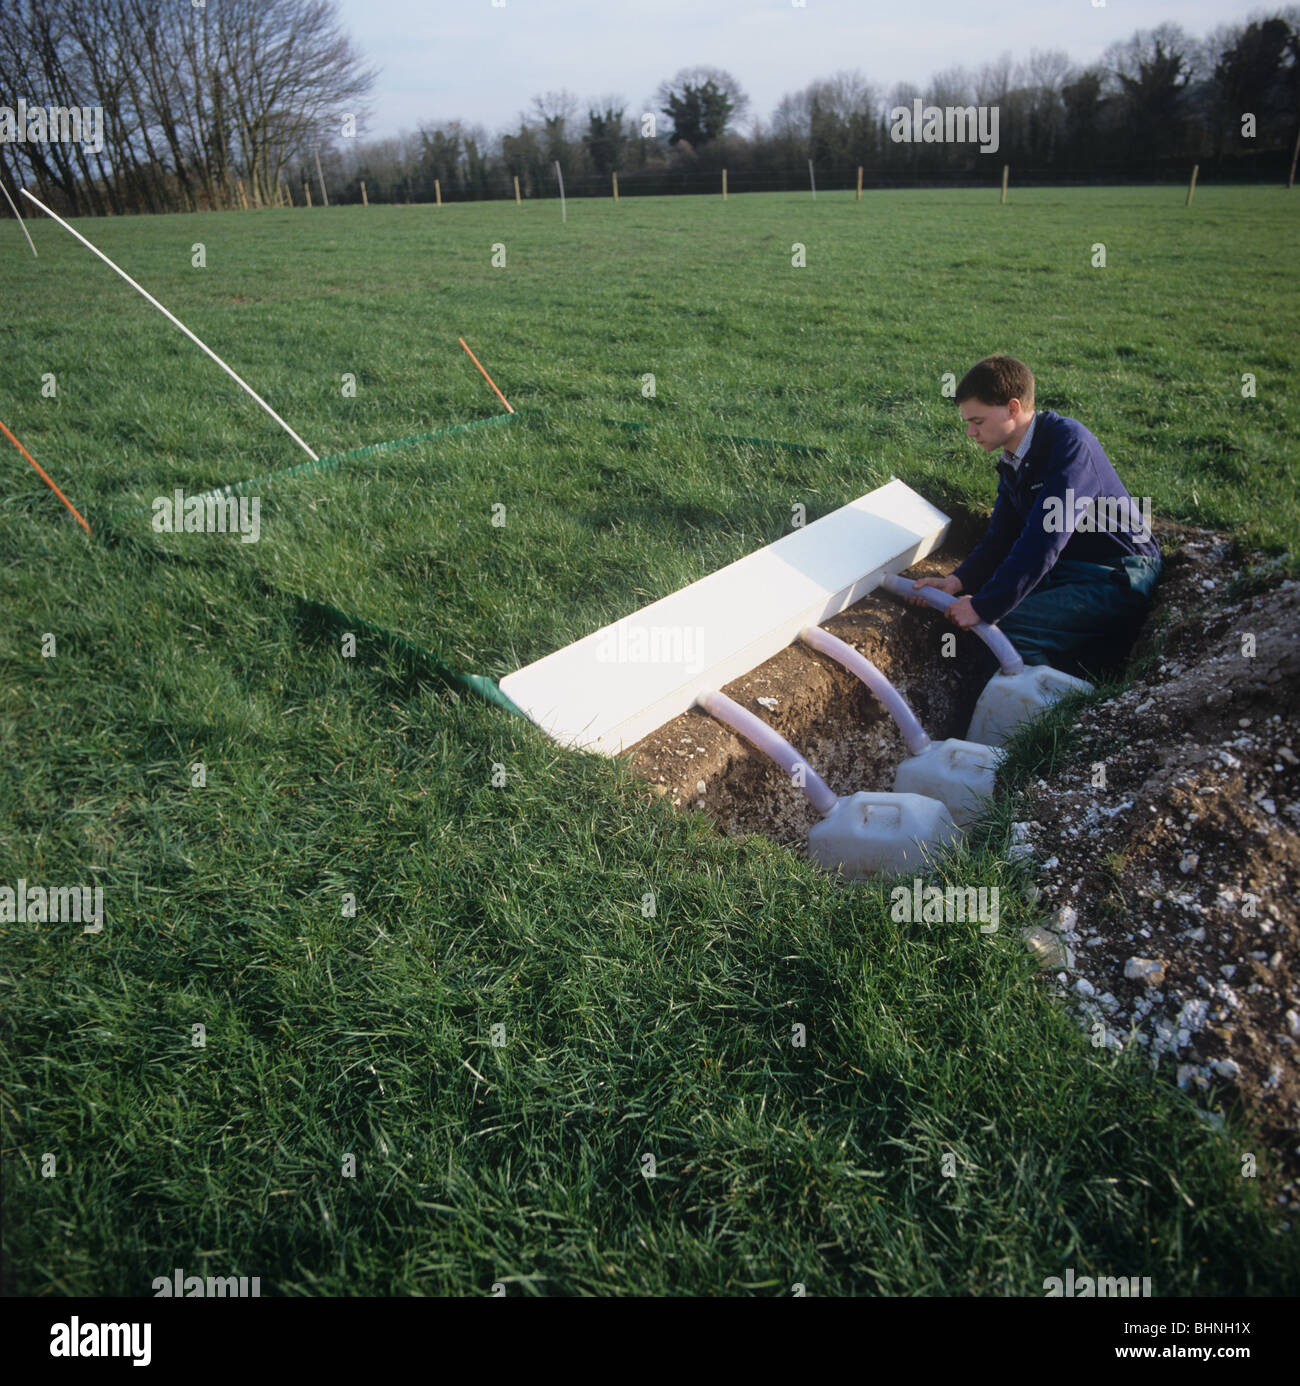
[
  {"xmin": 20, "ymin": 188, "xmax": 319, "ymax": 461},
  {"xmin": 696, "ymin": 690, "xmax": 838, "ymax": 816},
  {"xmin": 798, "ymin": 625, "xmax": 931, "ymax": 756},
  {"xmin": 878, "ymin": 573, "xmax": 1025, "ymax": 675}
]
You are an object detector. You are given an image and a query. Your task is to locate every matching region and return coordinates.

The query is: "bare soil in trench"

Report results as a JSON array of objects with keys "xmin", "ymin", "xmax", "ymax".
[{"xmin": 623, "ymin": 510, "xmax": 1300, "ymax": 1210}]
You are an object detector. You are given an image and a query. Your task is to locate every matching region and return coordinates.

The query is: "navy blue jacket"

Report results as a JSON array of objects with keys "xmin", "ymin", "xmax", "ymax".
[{"xmin": 952, "ymin": 410, "xmax": 1160, "ymax": 625}]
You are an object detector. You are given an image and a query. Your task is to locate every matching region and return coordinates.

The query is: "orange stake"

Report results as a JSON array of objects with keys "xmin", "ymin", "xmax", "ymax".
[
  {"xmin": 0, "ymin": 418, "xmax": 92, "ymax": 534},
  {"xmin": 457, "ymin": 337, "xmax": 515, "ymax": 413}
]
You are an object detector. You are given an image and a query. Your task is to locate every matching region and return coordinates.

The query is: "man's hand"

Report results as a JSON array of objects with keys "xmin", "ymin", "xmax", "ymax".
[
  {"xmin": 905, "ymin": 575, "xmax": 962, "ymax": 607},
  {"xmin": 944, "ymin": 595, "xmax": 981, "ymax": 629}
]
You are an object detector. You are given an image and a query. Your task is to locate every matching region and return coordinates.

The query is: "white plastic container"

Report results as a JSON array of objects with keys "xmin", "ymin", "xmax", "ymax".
[
  {"xmin": 892, "ymin": 739, "xmax": 1003, "ymax": 827},
  {"xmin": 807, "ymin": 792, "xmax": 961, "ymax": 879},
  {"xmin": 967, "ymin": 666, "xmax": 1093, "ymax": 748}
]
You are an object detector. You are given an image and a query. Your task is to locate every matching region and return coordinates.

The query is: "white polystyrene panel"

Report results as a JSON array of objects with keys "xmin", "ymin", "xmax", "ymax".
[{"xmin": 499, "ymin": 478, "xmax": 950, "ymax": 755}]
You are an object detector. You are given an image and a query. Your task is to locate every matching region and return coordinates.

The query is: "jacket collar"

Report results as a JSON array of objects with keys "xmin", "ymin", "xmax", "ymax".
[{"xmin": 1001, "ymin": 411, "xmax": 1039, "ymax": 472}]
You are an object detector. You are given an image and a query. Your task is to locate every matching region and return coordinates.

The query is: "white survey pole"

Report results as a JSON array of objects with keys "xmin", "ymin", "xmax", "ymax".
[
  {"xmin": 20, "ymin": 188, "xmax": 318, "ymax": 461},
  {"xmin": 0, "ymin": 181, "xmax": 38, "ymax": 257},
  {"xmin": 555, "ymin": 160, "xmax": 566, "ymax": 223}
]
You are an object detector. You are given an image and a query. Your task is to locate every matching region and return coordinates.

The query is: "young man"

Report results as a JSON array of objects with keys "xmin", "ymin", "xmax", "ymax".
[{"xmin": 910, "ymin": 355, "xmax": 1161, "ymax": 679}]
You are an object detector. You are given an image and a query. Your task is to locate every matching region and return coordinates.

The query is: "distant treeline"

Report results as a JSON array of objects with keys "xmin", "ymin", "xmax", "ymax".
[{"xmin": 2, "ymin": 3, "xmax": 1298, "ymax": 216}]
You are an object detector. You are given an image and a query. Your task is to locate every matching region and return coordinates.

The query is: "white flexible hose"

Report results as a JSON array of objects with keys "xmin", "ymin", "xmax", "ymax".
[
  {"xmin": 798, "ymin": 625, "xmax": 931, "ymax": 756},
  {"xmin": 879, "ymin": 573, "xmax": 1025, "ymax": 675},
  {"xmin": 696, "ymin": 690, "xmax": 838, "ymax": 816}
]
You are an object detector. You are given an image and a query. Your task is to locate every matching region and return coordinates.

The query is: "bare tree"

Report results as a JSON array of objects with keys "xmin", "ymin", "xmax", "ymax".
[
  {"xmin": 528, "ymin": 89, "xmax": 581, "ymax": 173},
  {"xmin": 927, "ymin": 65, "xmax": 976, "ymax": 107},
  {"xmin": 976, "ymin": 52, "xmax": 1015, "ymax": 106},
  {"xmin": 218, "ymin": 0, "xmax": 376, "ymax": 207},
  {"xmin": 771, "ymin": 89, "xmax": 812, "ymax": 143},
  {"xmin": 0, "ymin": 0, "xmax": 375, "ymax": 213},
  {"xmin": 1018, "ymin": 48, "xmax": 1075, "ymax": 164}
]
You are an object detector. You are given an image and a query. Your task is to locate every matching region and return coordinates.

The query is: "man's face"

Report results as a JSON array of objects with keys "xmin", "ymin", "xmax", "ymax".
[{"xmin": 959, "ymin": 398, "xmax": 1022, "ymax": 452}]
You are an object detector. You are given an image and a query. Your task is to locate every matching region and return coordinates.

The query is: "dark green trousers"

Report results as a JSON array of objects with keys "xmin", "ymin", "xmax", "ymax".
[{"xmin": 974, "ymin": 553, "xmax": 1162, "ymax": 679}]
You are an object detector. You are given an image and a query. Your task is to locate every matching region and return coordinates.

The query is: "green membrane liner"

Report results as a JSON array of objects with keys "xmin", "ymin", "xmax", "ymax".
[
  {"xmin": 110, "ymin": 411, "xmax": 518, "ymax": 519},
  {"xmin": 292, "ymin": 596, "xmax": 530, "ymax": 720}
]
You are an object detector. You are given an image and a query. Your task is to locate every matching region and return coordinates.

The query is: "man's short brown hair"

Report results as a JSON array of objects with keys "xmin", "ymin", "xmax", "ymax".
[{"xmin": 955, "ymin": 355, "xmax": 1035, "ymax": 410}]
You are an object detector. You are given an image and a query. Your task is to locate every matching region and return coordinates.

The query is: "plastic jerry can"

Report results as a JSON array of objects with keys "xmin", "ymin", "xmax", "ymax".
[
  {"xmin": 966, "ymin": 666, "xmax": 1093, "ymax": 748},
  {"xmin": 892, "ymin": 739, "xmax": 1003, "ymax": 827},
  {"xmin": 807, "ymin": 792, "xmax": 962, "ymax": 879}
]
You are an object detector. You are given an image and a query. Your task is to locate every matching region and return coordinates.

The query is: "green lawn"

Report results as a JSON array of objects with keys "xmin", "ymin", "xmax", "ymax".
[{"xmin": 2, "ymin": 188, "xmax": 1297, "ymax": 1295}]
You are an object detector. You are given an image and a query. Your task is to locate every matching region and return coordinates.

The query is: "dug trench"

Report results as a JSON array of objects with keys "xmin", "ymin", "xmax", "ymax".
[{"xmin": 624, "ymin": 505, "xmax": 1300, "ymax": 1211}]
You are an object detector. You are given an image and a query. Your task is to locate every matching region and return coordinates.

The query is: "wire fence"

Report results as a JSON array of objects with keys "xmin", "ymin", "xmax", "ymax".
[
  {"xmin": 6, "ymin": 150, "xmax": 1291, "ymax": 219},
  {"xmin": 324, "ymin": 150, "xmax": 1293, "ymax": 207}
]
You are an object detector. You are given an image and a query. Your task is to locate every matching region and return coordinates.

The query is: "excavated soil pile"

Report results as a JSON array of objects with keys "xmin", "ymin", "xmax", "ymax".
[
  {"xmin": 1013, "ymin": 535, "xmax": 1299, "ymax": 1209},
  {"xmin": 625, "ymin": 515, "xmax": 1298, "ymax": 1206}
]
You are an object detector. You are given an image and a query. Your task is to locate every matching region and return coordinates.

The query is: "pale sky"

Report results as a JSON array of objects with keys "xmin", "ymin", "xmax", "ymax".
[{"xmin": 334, "ymin": 0, "xmax": 1278, "ymax": 139}]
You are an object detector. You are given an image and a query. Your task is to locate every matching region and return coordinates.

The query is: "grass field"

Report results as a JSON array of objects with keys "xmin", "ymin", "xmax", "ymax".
[{"xmin": 2, "ymin": 187, "xmax": 1298, "ymax": 1295}]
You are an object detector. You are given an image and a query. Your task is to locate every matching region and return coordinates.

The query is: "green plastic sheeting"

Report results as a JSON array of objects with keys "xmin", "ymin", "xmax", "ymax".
[{"xmin": 112, "ymin": 410, "xmax": 517, "ymax": 520}]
